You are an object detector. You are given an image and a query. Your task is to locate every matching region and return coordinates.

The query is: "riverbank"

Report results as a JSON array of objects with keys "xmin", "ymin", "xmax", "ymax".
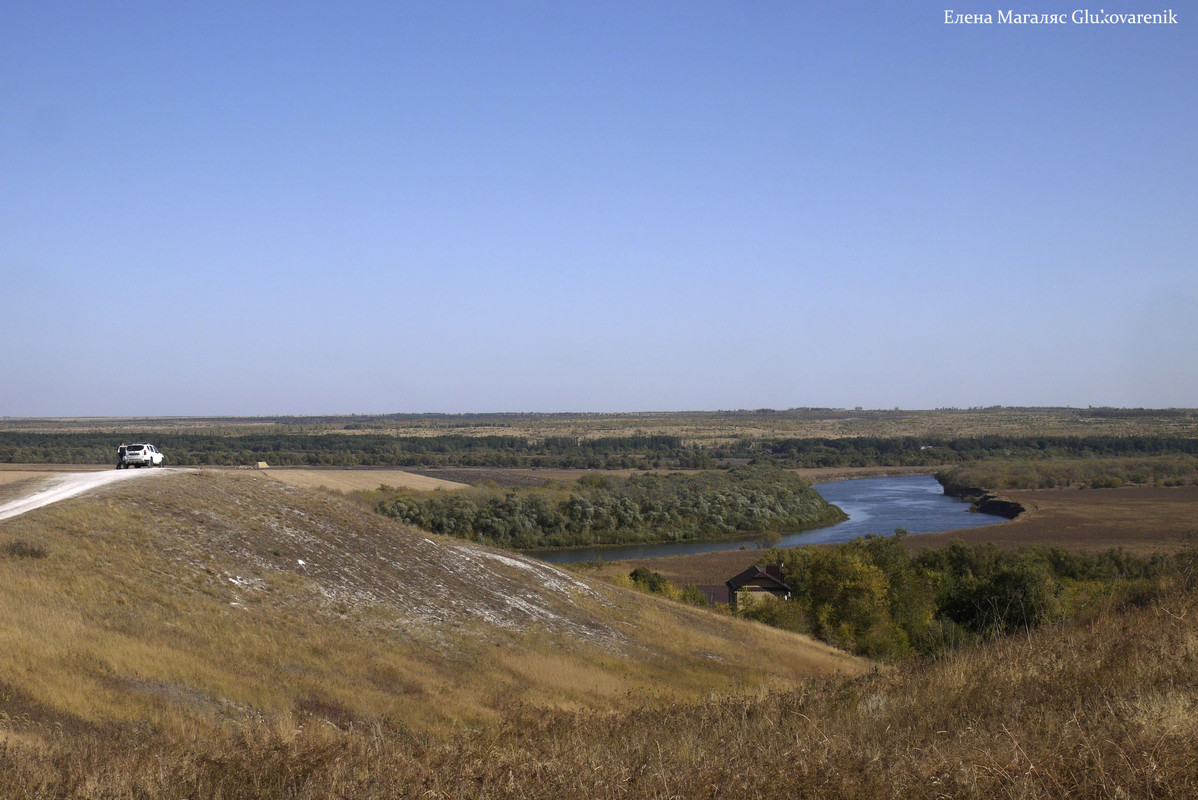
[
  {"xmin": 791, "ymin": 465, "xmax": 939, "ymax": 483},
  {"xmin": 907, "ymin": 484, "xmax": 1198, "ymax": 556},
  {"xmin": 598, "ymin": 483, "xmax": 1198, "ymax": 589},
  {"xmin": 932, "ymin": 473, "xmax": 1027, "ymax": 520},
  {"xmin": 559, "ymin": 474, "xmax": 1008, "ymax": 572}
]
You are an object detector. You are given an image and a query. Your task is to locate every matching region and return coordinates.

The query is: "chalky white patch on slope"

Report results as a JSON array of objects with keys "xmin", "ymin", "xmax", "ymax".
[
  {"xmin": 199, "ymin": 482, "xmax": 623, "ymax": 647},
  {"xmin": 454, "ymin": 545, "xmax": 601, "ymax": 600}
]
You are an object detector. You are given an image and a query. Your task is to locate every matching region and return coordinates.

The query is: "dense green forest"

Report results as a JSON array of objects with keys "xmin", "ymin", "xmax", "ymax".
[
  {"xmin": 371, "ymin": 466, "xmax": 846, "ymax": 549},
  {"xmin": 2, "ymin": 430, "xmax": 1197, "ymax": 469},
  {"xmin": 737, "ymin": 534, "xmax": 1194, "ymax": 661}
]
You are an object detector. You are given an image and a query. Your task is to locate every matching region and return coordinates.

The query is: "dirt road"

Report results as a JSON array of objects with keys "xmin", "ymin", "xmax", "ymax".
[{"xmin": 0, "ymin": 468, "xmax": 175, "ymax": 522}]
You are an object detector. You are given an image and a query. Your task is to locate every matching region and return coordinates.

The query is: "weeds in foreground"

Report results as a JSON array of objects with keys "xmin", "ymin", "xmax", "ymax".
[
  {"xmin": 3, "ymin": 539, "xmax": 48, "ymax": 559},
  {"xmin": 3, "ymin": 578, "xmax": 1197, "ymax": 799}
]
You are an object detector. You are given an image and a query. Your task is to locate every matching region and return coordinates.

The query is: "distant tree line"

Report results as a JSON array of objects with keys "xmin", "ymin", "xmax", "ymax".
[
  {"xmin": 937, "ymin": 456, "xmax": 1198, "ymax": 493},
  {"xmin": 752, "ymin": 435, "xmax": 1198, "ymax": 468},
  {"xmin": 373, "ymin": 466, "xmax": 846, "ymax": 549},
  {"xmin": 1, "ymin": 431, "xmax": 1195, "ymax": 469},
  {"xmin": 0, "ymin": 432, "xmax": 712, "ymax": 468}
]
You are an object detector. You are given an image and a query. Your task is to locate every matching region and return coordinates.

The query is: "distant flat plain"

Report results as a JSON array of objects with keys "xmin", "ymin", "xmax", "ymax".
[
  {"xmin": 4, "ymin": 410, "xmax": 1193, "ymax": 581},
  {"xmin": 5, "ymin": 406, "xmax": 1195, "ymax": 443}
]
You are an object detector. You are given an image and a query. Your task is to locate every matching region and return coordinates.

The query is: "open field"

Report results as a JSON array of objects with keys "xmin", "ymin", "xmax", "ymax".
[
  {"xmin": 910, "ymin": 485, "xmax": 1198, "ymax": 555},
  {"xmin": 4, "ymin": 410, "xmax": 1195, "ymax": 473},
  {"xmin": 503, "ymin": 464, "xmax": 934, "ymax": 485},
  {"xmin": 4, "ymin": 406, "xmax": 1196, "ymax": 442},
  {"xmin": 262, "ymin": 467, "xmax": 469, "ymax": 493}
]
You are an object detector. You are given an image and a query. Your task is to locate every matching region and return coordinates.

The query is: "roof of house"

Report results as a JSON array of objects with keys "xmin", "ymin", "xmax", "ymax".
[
  {"xmin": 725, "ymin": 565, "xmax": 791, "ymax": 594},
  {"xmin": 694, "ymin": 584, "xmax": 731, "ymax": 605}
]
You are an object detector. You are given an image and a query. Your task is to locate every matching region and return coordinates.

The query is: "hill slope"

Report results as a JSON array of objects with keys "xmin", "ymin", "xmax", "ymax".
[{"xmin": 0, "ymin": 469, "xmax": 863, "ymax": 734}]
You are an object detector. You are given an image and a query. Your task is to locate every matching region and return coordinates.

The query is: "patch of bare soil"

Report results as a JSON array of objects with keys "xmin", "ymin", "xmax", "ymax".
[
  {"xmin": 792, "ymin": 465, "xmax": 937, "ymax": 483},
  {"xmin": 403, "ymin": 467, "xmax": 553, "ymax": 488},
  {"xmin": 577, "ymin": 548, "xmax": 771, "ymax": 591},
  {"xmin": 503, "ymin": 468, "xmax": 702, "ymax": 484},
  {"xmin": 261, "ymin": 467, "xmax": 468, "ymax": 493}
]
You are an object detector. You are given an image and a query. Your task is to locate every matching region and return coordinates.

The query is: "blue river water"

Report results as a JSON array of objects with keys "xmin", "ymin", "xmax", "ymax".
[{"xmin": 524, "ymin": 474, "xmax": 1009, "ymax": 564}]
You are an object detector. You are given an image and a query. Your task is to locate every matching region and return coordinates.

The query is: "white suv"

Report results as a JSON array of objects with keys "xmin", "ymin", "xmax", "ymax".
[{"xmin": 120, "ymin": 443, "xmax": 164, "ymax": 468}]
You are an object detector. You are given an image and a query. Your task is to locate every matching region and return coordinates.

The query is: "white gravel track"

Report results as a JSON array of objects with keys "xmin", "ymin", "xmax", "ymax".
[{"xmin": 0, "ymin": 468, "xmax": 175, "ymax": 522}]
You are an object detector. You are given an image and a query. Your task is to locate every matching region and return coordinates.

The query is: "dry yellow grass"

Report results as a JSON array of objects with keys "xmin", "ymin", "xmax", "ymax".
[
  {"xmin": 0, "ymin": 465, "xmax": 109, "ymax": 475},
  {"xmin": 261, "ymin": 467, "xmax": 469, "ymax": 493},
  {"xmin": 0, "ymin": 470, "xmax": 864, "ymax": 741},
  {"xmin": 3, "ymin": 466, "xmax": 1195, "ymax": 797},
  {"xmin": 0, "ymin": 475, "xmax": 47, "ymax": 506},
  {"xmin": 0, "ymin": 467, "xmax": 110, "ymax": 506},
  {"xmin": 3, "ymin": 578, "xmax": 1195, "ymax": 798},
  {"xmin": 0, "ymin": 471, "xmax": 50, "ymax": 486}
]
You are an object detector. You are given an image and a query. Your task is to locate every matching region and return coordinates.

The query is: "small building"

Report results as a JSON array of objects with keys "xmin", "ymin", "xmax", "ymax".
[
  {"xmin": 694, "ymin": 584, "xmax": 731, "ymax": 606},
  {"xmin": 725, "ymin": 564, "xmax": 790, "ymax": 611},
  {"xmin": 695, "ymin": 564, "xmax": 791, "ymax": 609}
]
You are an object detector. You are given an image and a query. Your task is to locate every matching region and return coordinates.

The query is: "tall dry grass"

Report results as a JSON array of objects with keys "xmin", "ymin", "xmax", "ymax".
[
  {"xmin": 1, "ymin": 469, "xmax": 865, "ymax": 790},
  {"xmin": 3, "ymin": 575, "xmax": 1196, "ymax": 798}
]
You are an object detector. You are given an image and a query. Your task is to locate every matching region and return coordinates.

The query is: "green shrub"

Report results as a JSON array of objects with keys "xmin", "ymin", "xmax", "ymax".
[
  {"xmin": 629, "ymin": 567, "xmax": 669, "ymax": 594},
  {"xmin": 751, "ymin": 535, "xmax": 1194, "ymax": 661}
]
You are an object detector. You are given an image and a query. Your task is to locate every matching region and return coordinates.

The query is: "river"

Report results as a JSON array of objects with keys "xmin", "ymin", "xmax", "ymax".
[{"xmin": 524, "ymin": 474, "xmax": 1009, "ymax": 564}]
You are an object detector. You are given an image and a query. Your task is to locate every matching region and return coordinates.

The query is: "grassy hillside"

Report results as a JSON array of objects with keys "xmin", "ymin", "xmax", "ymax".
[
  {"xmin": 5, "ymin": 469, "xmax": 1197, "ymax": 797},
  {"xmin": 3, "ymin": 553, "xmax": 1196, "ymax": 797},
  {"xmin": 0, "ymin": 470, "xmax": 861, "ymax": 739}
]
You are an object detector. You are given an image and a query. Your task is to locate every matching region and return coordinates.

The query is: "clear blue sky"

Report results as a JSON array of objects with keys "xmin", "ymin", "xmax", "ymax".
[{"xmin": 3, "ymin": 2, "xmax": 1195, "ymax": 415}]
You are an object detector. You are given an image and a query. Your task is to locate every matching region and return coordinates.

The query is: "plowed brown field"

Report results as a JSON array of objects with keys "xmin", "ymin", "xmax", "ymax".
[{"xmin": 912, "ymin": 485, "xmax": 1198, "ymax": 555}]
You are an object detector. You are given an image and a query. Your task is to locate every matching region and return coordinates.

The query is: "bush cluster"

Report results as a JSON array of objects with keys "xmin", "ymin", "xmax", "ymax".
[
  {"xmin": 743, "ymin": 534, "xmax": 1191, "ymax": 660},
  {"xmin": 374, "ymin": 466, "xmax": 846, "ymax": 549}
]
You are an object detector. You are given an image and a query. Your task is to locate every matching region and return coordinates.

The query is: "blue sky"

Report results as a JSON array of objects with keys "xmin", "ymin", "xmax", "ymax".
[{"xmin": 3, "ymin": 2, "xmax": 1195, "ymax": 415}]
